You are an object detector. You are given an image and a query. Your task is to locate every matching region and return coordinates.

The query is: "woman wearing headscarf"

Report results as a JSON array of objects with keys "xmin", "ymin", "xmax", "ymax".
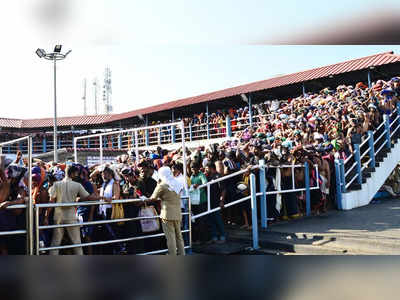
[{"xmin": 148, "ymin": 166, "xmax": 185, "ymax": 255}]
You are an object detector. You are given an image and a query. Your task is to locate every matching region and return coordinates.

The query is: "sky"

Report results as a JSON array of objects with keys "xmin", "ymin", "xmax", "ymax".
[{"xmin": 1, "ymin": 0, "xmax": 400, "ymax": 119}]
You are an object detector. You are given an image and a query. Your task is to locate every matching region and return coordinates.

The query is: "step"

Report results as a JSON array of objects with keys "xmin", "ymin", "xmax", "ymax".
[
  {"xmin": 347, "ymin": 183, "xmax": 362, "ymax": 191},
  {"xmin": 362, "ymin": 171, "xmax": 372, "ymax": 178}
]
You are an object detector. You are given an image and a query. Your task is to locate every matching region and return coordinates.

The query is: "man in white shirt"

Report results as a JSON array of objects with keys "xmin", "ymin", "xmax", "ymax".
[{"xmin": 48, "ymin": 165, "xmax": 103, "ymax": 255}]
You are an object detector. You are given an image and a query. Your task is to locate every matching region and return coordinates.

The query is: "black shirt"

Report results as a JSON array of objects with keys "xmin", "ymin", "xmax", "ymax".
[
  {"xmin": 206, "ymin": 173, "xmax": 226, "ymax": 207},
  {"xmin": 137, "ymin": 176, "xmax": 157, "ymax": 198}
]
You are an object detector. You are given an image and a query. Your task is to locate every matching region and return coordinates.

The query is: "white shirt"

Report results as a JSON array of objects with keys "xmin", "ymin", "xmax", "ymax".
[
  {"xmin": 99, "ymin": 179, "xmax": 114, "ymax": 216},
  {"xmin": 174, "ymin": 174, "xmax": 186, "ymax": 208}
]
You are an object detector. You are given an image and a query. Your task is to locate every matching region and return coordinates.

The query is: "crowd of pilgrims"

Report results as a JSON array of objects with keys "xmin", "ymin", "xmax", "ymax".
[{"xmin": 0, "ymin": 76, "xmax": 399, "ymax": 254}]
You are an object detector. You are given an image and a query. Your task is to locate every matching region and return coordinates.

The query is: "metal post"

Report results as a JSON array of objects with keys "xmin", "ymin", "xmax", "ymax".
[
  {"xmin": 118, "ymin": 135, "xmax": 122, "ymax": 149},
  {"xmin": 339, "ymin": 159, "xmax": 346, "ymax": 193},
  {"xmin": 99, "ymin": 135, "xmax": 103, "ymax": 165},
  {"xmin": 304, "ymin": 162, "xmax": 311, "ymax": 217},
  {"xmin": 206, "ymin": 103, "xmax": 210, "ymax": 139},
  {"xmin": 368, "ymin": 70, "xmax": 372, "ymax": 88},
  {"xmin": 172, "ymin": 126, "xmax": 176, "ymax": 143},
  {"xmin": 207, "ymin": 184, "xmax": 211, "ymax": 212},
  {"xmin": 250, "ymin": 173, "xmax": 259, "ymax": 250},
  {"xmin": 334, "ymin": 160, "xmax": 343, "ymax": 210},
  {"xmin": 135, "ymin": 130, "xmax": 139, "ymax": 164},
  {"xmin": 397, "ymin": 102, "xmax": 400, "ymax": 139},
  {"xmin": 145, "ymin": 130, "xmax": 149, "ymax": 146},
  {"xmin": 189, "ymin": 123, "xmax": 193, "ymax": 141},
  {"xmin": 158, "ymin": 126, "xmax": 161, "ymax": 145},
  {"xmin": 248, "ymin": 94, "xmax": 253, "ymax": 126},
  {"xmin": 27, "ymin": 136, "xmax": 33, "ymax": 255},
  {"xmin": 259, "ymin": 160, "xmax": 267, "ymax": 229},
  {"xmin": 291, "ymin": 165, "xmax": 295, "ymax": 190},
  {"xmin": 226, "ymin": 115, "xmax": 232, "ymax": 138},
  {"xmin": 302, "ymin": 83, "xmax": 306, "ymax": 97},
  {"xmin": 87, "ymin": 138, "xmax": 91, "ymax": 149},
  {"xmin": 35, "ymin": 206, "xmax": 40, "ymax": 255},
  {"xmin": 145, "ymin": 115, "xmax": 149, "ymax": 146},
  {"xmin": 43, "ymin": 137, "xmax": 47, "ymax": 153},
  {"xmin": 53, "ymin": 57, "xmax": 58, "ymax": 162},
  {"xmin": 171, "ymin": 111, "xmax": 175, "ymax": 143},
  {"xmin": 354, "ymin": 143, "xmax": 362, "ymax": 185},
  {"xmin": 73, "ymin": 138, "xmax": 78, "ymax": 163},
  {"xmin": 384, "ymin": 114, "xmax": 391, "ymax": 149},
  {"xmin": 180, "ymin": 122, "xmax": 191, "ymax": 250},
  {"xmin": 367, "ymin": 131, "xmax": 375, "ymax": 169}
]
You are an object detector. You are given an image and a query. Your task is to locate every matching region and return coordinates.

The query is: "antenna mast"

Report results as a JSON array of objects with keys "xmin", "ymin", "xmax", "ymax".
[
  {"xmin": 102, "ymin": 67, "xmax": 112, "ymax": 114},
  {"xmin": 93, "ymin": 77, "xmax": 98, "ymax": 115},
  {"xmin": 82, "ymin": 78, "xmax": 87, "ymax": 115}
]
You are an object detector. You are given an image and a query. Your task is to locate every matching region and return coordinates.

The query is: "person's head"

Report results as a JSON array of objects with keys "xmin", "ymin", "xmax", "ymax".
[
  {"xmin": 190, "ymin": 162, "xmax": 200, "ymax": 176},
  {"xmin": 205, "ymin": 162, "xmax": 217, "ymax": 176},
  {"xmin": 137, "ymin": 160, "xmax": 149, "ymax": 178},
  {"xmin": 101, "ymin": 167, "xmax": 114, "ymax": 182},
  {"xmin": 171, "ymin": 162, "xmax": 183, "ymax": 177},
  {"xmin": 121, "ymin": 167, "xmax": 136, "ymax": 184},
  {"xmin": 66, "ymin": 165, "xmax": 80, "ymax": 180}
]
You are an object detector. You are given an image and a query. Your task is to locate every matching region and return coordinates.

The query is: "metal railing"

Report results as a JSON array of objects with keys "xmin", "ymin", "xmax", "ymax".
[
  {"xmin": 0, "ymin": 135, "xmax": 33, "ymax": 255},
  {"xmin": 34, "ymin": 196, "xmax": 191, "ymax": 255},
  {"xmin": 190, "ymin": 160, "xmax": 320, "ymax": 249},
  {"xmin": 339, "ymin": 104, "xmax": 400, "ymax": 195}
]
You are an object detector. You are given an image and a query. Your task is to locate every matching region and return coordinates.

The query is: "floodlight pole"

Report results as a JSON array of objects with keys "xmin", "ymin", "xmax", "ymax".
[
  {"xmin": 53, "ymin": 56, "xmax": 58, "ymax": 163},
  {"xmin": 36, "ymin": 47, "xmax": 71, "ymax": 162}
]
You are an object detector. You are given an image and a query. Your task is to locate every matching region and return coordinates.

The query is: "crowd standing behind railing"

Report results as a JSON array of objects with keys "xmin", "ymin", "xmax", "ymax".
[{"xmin": 0, "ymin": 76, "xmax": 400, "ymax": 254}]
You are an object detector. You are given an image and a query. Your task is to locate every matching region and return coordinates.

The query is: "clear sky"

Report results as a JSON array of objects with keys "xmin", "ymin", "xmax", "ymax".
[{"xmin": 1, "ymin": 0, "xmax": 400, "ymax": 119}]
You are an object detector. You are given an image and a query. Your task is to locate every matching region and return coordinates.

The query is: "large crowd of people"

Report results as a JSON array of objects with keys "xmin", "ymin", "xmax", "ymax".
[{"xmin": 0, "ymin": 76, "xmax": 400, "ymax": 255}]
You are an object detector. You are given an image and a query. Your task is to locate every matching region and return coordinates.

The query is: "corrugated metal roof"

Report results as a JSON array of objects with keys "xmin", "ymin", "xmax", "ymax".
[
  {"xmin": 0, "ymin": 118, "xmax": 23, "ymax": 128},
  {"xmin": 2, "ymin": 51, "xmax": 400, "ymax": 129},
  {"xmin": 20, "ymin": 114, "xmax": 114, "ymax": 128}
]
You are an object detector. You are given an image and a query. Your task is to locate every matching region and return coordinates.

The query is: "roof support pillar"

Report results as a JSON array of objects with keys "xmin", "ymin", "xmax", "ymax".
[
  {"xmin": 206, "ymin": 103, "xmax": 210, "ymax": 140},
  {"xmin": 248, "ymin": 94, "xmax": 253, "ymax": 126},
  {"xmin": 145, "ymin": 115, "xmax": 149, "ymax": 146},
  {"xmin": 368, "ymin": 70, "xmax": 372, "ymax": 88},
  {"xmin": 302, "ymin": 83, "xmax": 306, "ymax": 97}
]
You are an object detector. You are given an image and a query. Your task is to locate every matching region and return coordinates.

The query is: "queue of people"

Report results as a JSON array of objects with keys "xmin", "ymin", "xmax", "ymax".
[{"xmin": 0, "ymin": 76, "xmax": 399, "ymax": 255}]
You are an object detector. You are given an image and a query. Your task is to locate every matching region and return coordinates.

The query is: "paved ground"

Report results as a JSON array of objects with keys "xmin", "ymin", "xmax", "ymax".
[{"xmin": 221, "ymin": 197, "xmax": 400, "ymax": 255}]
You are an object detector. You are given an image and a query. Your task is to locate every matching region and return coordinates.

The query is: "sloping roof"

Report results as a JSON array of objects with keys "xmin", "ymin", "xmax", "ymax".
[
  {"xmin": 20, "ymin": 114, "xmax": 114, "ymax": 129},
  {"xmin": 2, "ymin": 51, "xmax": 400, "ymax": 129},
  {"xmin": 0, "ymin": 118, "xmax": 23, "ymax": 128},
  {"xmin": 109, "ymin": 51, "xmax": 400, "ymax": 120}
]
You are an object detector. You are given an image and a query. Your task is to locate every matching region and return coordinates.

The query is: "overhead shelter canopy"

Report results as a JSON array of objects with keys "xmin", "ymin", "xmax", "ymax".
[{"xmin": 1, "ymin": 51, "xmax": 400, "ymax": 130}]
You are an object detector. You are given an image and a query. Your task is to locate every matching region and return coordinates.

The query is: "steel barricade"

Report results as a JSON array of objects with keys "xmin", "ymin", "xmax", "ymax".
[
  {"xmin": 34, "ymin": 196, "xmax": 191, "ymax": 255},
  {"xmin": 0, "ymin": 136, "xmax": 33, "ymax": 255},
  {"xmin": 191, "ymin": 162, "xmax": 320, "ymax": 236}
]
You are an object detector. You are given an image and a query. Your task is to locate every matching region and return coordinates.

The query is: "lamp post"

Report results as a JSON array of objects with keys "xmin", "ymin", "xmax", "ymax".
[{"xmin": 36, "ymin": 45, "xmax": 71, "ymax": 162}]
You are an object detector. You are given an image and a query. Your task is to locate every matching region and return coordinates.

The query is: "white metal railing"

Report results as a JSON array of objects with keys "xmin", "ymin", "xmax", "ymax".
[
  {"xmin": 34, "ymin": 196, "xmax": 191, "ymax": 255},
  {"xmin": 342, "ymin": 107, "xmax": 400, "ymax": 192},
  {"xmin": 191, "ymin": 161, "xmax": 320, "ymax": 231}
]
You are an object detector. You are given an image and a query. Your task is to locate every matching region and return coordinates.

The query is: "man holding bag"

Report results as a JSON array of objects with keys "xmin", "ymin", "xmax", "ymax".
[{"xmin": 148, "ymin": 166, "xmax": 185, "ymax": 256}]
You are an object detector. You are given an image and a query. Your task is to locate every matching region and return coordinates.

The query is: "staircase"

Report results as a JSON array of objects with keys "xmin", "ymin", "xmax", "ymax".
[{"xmin": 339, "ymin": 108, "xmax": 400, "ymax": 210}]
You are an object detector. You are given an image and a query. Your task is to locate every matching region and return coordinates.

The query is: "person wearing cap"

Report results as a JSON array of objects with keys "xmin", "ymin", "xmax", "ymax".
[{"xmin": 48, "ymin": 164, "xmax": 103, "ymax": 255}]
